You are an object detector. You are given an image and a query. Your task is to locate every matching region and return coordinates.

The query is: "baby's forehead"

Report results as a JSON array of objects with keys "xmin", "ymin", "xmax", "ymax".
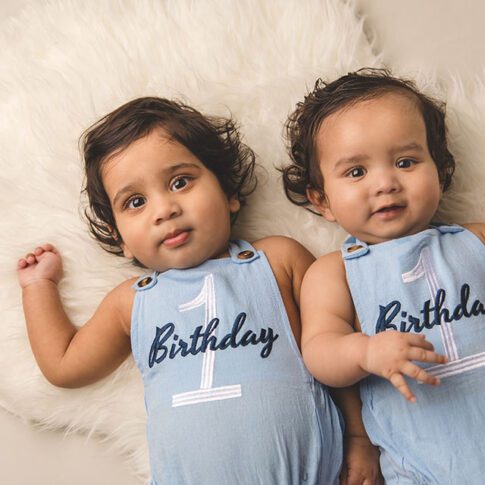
[
  {"xmin": 314, "ymin": 92, "xmax": 427, "ymax": 161},
  {"xmin": 316, "ymin": 90, "xmax": 422, "ymax": 135},
  {"xmin": 331, "ymin": 88, "xmax": 419, "ymax": 118}
]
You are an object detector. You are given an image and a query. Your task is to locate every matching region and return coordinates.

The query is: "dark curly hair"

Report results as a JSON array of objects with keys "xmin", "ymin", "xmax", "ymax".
[
  {"xmin": 81, "ymin": 97, "xmax": 256, "ymax": 259},
  {"xmin": 282, "ymin": 68, "xmax": 455, "ymax": 208}
]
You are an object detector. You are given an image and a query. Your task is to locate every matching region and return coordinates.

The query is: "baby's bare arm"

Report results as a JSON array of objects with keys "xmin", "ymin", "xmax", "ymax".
[
  {"xmin": 301, "ymin": 252, "xmax": 369, "ymax": 385},
  {"xmin": 301, "ymin": 252, "xmax": 447, "ymax": 401},
  {"xmin": 18, "ymin": 244, "xmax": 133, "ymax": 388}
]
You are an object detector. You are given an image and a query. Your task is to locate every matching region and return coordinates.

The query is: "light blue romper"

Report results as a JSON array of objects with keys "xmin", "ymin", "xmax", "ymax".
[
  {"xmin": 342, "ymin": 225, "xmax": 485, "ymax": 484},
  {"xmin": 131, "ymin": 240, "xmax": 343, "ymax": 485}
]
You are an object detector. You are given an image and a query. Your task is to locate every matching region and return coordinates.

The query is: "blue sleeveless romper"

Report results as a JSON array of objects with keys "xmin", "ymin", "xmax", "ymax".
[
  {"xmin": 342, "ymin": 225, "xmax": 485, "ymax": 484},
  {"xmin": 131, "ymin": 240, "xmax": 343, "ymax": 484}
]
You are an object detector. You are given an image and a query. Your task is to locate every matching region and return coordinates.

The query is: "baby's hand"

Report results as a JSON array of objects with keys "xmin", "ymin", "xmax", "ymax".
[
  {"xmin": 17, "ymin": 244, "xmax": 63, "ymax": 288},
  {"xmin": 340, "ymin": 435, "xmax": 383, "ymax": 485},
  {"xmin": 362, "ymin": 331, "xmax": 447, "ymax": 402}
]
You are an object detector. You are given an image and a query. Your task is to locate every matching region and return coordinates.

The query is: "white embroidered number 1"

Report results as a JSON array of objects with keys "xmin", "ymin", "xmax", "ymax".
[
  {"xmin": 171, "ymin": 274, "xmax": 242, "ymax": 407},
  {"xmin": 402, "ymin": 246, "xmax": 458, "ymax": 361}
]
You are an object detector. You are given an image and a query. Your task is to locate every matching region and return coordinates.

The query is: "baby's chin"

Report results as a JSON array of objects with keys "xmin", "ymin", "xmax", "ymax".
[
  {"xmin": 358, "ymin": 228, "xmax": 430, "ymax": 245},
  {"xmin": 145, "ymin": 252, "xmax": 224, "ymax": 273}
]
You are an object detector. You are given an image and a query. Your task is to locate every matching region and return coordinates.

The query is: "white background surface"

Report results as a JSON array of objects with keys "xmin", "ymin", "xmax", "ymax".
[{"xmin": 1, "ymin": 1, "xmax": 484, "ymax": 484}]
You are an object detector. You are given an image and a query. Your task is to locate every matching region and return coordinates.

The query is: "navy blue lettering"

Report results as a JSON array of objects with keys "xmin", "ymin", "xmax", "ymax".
[
  {"xmin": 148, "ymin": 323, "xmax": 174, "ymax": 368},
  {"xmin": 188, "ymin": 325, "xmax": 205, "ymax": 355},
  {"xmin": 435, "ymin": 289, "xmax": 449, "ymax": 324},
  {"xmin": 259, "ymin": 328, "xmax": 278, "ymax": 358},
  {"xmin": 147, "ymin": 312, "xmax": 279, "ymax": 366},
  {"xmin": 460, "ymin": 284, "xmax": 472, "ymax": 318},
  {"xmin": 375, "ymin": 283, "xmax": 484, "ymax": 335},
  {"xmin": 376, "ymin": 302, "xmax": 400, "ymax": 333},
  {"xmin": 471, "ymin": 300, "xmax": 485, "ymax": 316},
  {"xmin": 201, "ymin": 318, "xmax": 220, "ymax": 352},
  {"xmin": 239, "ymin": 330, "xmax": 257, "ymax": 347},
  {"xmin": 216, "ymin": 332, "xmax": 232, "ymax": 350},
  {"xmin": 230, "ymin": 313, "xmax": 246, "ymax": 349},
  {"xmin": 401, "ymin": 314, "xmax": 423, "ymax": 333},
  {"xmin": 169, "ymin": 336, "xmax": 188, "ymax": 359},
  {"xmin": 421, "ymin": 300, "xmax": 434, "ymax": 328}
]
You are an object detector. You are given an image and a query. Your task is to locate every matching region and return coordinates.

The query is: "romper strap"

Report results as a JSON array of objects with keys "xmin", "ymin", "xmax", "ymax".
[
  {"xmin": 341, "ymin": 225, "xmax": 464, "ymax": 261},
  {"xmin": 132, "ymin": 271, "xmax": 159, "ymax": 291},
  {"xmin": 341, "ymin": 236, "xmax": 370, "ymax": 260},
  {"xmin": 432, "ymin": 223, "xmax": 464, "ymax": 234},
  {"xmin": 228, "ymin": 240, "xmax": 260, "ymax": 264}
]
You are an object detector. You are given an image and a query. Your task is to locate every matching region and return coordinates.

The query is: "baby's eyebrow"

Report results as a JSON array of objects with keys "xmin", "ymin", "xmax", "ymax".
[
  {"xmin": 112, "ymin": 182, "xmax": 141, "ymax": 207},
  {"xmin": 333, "ymin": 155, "xmax": 367, "ymax": 172},
  {"xmin": 392, "ymin": 142, "xmax": 424, "ymax": 153},
  {"xmin": 162, "ymin": 162, "xmax": 202, "ymax": 175}
]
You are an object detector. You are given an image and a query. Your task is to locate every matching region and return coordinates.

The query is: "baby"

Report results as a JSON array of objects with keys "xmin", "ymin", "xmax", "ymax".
[
  {"xmin": 283, "ymin": 69, "xmax": 485, "ymax": 483},
  {"xmin": 17, "ymin": 97, "xmax": 379, "ymax": 484}
]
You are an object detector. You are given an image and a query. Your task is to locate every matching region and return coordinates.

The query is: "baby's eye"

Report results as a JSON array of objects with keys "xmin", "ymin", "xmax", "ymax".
[
  {"xmin": 170, "ymin": 176, "xmax": 192, "ymax": 192},
  {"xmin": 125, "ymin": 196, "xmax": 146, "ymax": 209},
  {"xmin": 346, "ymin": 167, "xmax": 366, "ymax": 178},
  {"xmin": 396, "ymin": 158, "xmax": 416, "ymax": 169}
]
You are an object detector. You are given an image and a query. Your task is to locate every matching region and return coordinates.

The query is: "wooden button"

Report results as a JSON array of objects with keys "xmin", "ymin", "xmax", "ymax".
[
  {"xmin": 237, "ymin": 250, "xmax": 254, "ymax": 260},
  {"xmin": 347, "ymin": 245, "xmax": 363, "ymax": 253},
  {"xmin": 138, "ymin": 276, "xmax": 153, "ymax": 288}
]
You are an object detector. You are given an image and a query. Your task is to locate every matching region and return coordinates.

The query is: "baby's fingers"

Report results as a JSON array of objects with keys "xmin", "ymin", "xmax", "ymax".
[
  {"xmin": 36, "ymin": 243, "xmax": 56, "ymax": 254},
  {"xmin": 406, "ymin": 333, "xmax": 435, "ymax": 350},
  {"xmin": 17, "ymin": 253, "xmax": 38, "ymax": 269},
  {"xmin": 408, "ymin": 346, "xmax": 447, "ymax": 365},
  {"xmin": 389, "ymin": 373, "xmax": 416, "ymax": 402},
  {"xmin": 34, "ymin": 246, "xmax": 45, "ymax": 256},
  {"xmin": 23, "ymin": 252, "xmax": 37, "ymax": 265},
  {"xmin": 401, "ymin": 361, "xmax": 440, "ymax": 386},
  {"xmin": 19, "ymin": 244, "xmax": 57, "ymax": 267}
]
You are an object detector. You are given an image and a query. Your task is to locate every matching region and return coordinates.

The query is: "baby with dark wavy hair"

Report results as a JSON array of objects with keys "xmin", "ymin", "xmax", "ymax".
[
  {"xmin": 17, "ymin": 96, "xmax": 380, "ymax": 484},
  {"xmin": 283, "ymin": 68, "xmax": 485, "ymax": 483}
]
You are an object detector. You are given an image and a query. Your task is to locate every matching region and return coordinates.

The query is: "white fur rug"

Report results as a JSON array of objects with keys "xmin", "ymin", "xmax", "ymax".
[{"xmin": 1, "ymin": 0, "xmax": 484, "ymax": 482}]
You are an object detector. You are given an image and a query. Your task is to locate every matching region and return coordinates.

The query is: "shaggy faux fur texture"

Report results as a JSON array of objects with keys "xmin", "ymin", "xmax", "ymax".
[{"xmin": 1, "ymin": 0, "xmax": 484, "ymax": 482}]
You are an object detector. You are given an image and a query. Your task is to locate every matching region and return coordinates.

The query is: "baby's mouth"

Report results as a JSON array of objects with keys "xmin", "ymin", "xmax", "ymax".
[
  {"xmin": 162, "ymin": 229, "xmax": 191, "ymax": 248},
  {"xmin": 372, "ymin": 204, "xmax": 406, "ymax": 218},
  {"xmin": 376, "ymin": 204, "xmax": 402, "ymax": 212}
]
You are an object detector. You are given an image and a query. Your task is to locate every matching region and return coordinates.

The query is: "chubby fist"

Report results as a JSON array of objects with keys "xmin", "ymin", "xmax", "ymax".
[{"xmin": 17, "ymin": 244, "xmax": 63, "ymax": 288}]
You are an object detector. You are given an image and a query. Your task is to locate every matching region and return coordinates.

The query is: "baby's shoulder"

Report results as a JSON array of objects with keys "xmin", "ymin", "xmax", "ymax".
[
  {"xmin": 104, "ymin": 277, "xmax": 138, "ymax": 334},
  {"xmin": 462, "ymin": 223, "xmax": 485, "ymax": 245},
  {"xmin": 251, "ymin": 236, "xmax": 315, "ymax": 285},
  {"xmin": 111, "ymin": 276, "xmax": 139, "ymax": 295},
  {"xmin": 305, "ymin": 250, "xmax": 346, "ymax": 283},
  {"xmin": 252, "ymin": 235, "xmax": 309, "ymax": 257},
  {"xmin": 252, "ymin": 236, "xmax": 314, "ymax": 267},
  {"xmin": 313, "ymin": 249, "xmax": 344, "ymax": 267}
]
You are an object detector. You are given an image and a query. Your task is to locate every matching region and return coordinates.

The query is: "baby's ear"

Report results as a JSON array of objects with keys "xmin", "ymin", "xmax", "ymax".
[
  {"xmin": 122, "ymin": 245, "xmax": 134, "ymax": 260},
  {"xmin": 306, "ymin": 188, "xmax": 336, "ymax": 222},
  {"xmin": 228, "ymin": 195, "xmax": 241, "ymax": 214},
  {"xmin": 108, "ymin": 225, "xmax": 134, "ymax": 259}
]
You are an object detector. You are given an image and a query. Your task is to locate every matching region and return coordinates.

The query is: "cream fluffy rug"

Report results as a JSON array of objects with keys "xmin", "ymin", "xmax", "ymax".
[{"xmin": 1, "ymin": 0, "xmax": 483, "ymax": 482}]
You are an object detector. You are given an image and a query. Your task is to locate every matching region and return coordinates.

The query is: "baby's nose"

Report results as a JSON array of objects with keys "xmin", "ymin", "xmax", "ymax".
[
  {"xmin": 374, "ymin": 170, "xmax": 401, "ymax": 195},
  {"xmin": 152, "ymin": 198, "xmax": 181, "ymax": 223}
]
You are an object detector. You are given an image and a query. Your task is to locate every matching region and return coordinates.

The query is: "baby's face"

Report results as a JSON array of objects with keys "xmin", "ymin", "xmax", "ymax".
[
  {"xmin": 309, "ymin": 92, "xmax": 442, "ymax": 244},
  {"xmin": 101, "ymin": 128, "xmax": 239, "ymax": 272}
]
